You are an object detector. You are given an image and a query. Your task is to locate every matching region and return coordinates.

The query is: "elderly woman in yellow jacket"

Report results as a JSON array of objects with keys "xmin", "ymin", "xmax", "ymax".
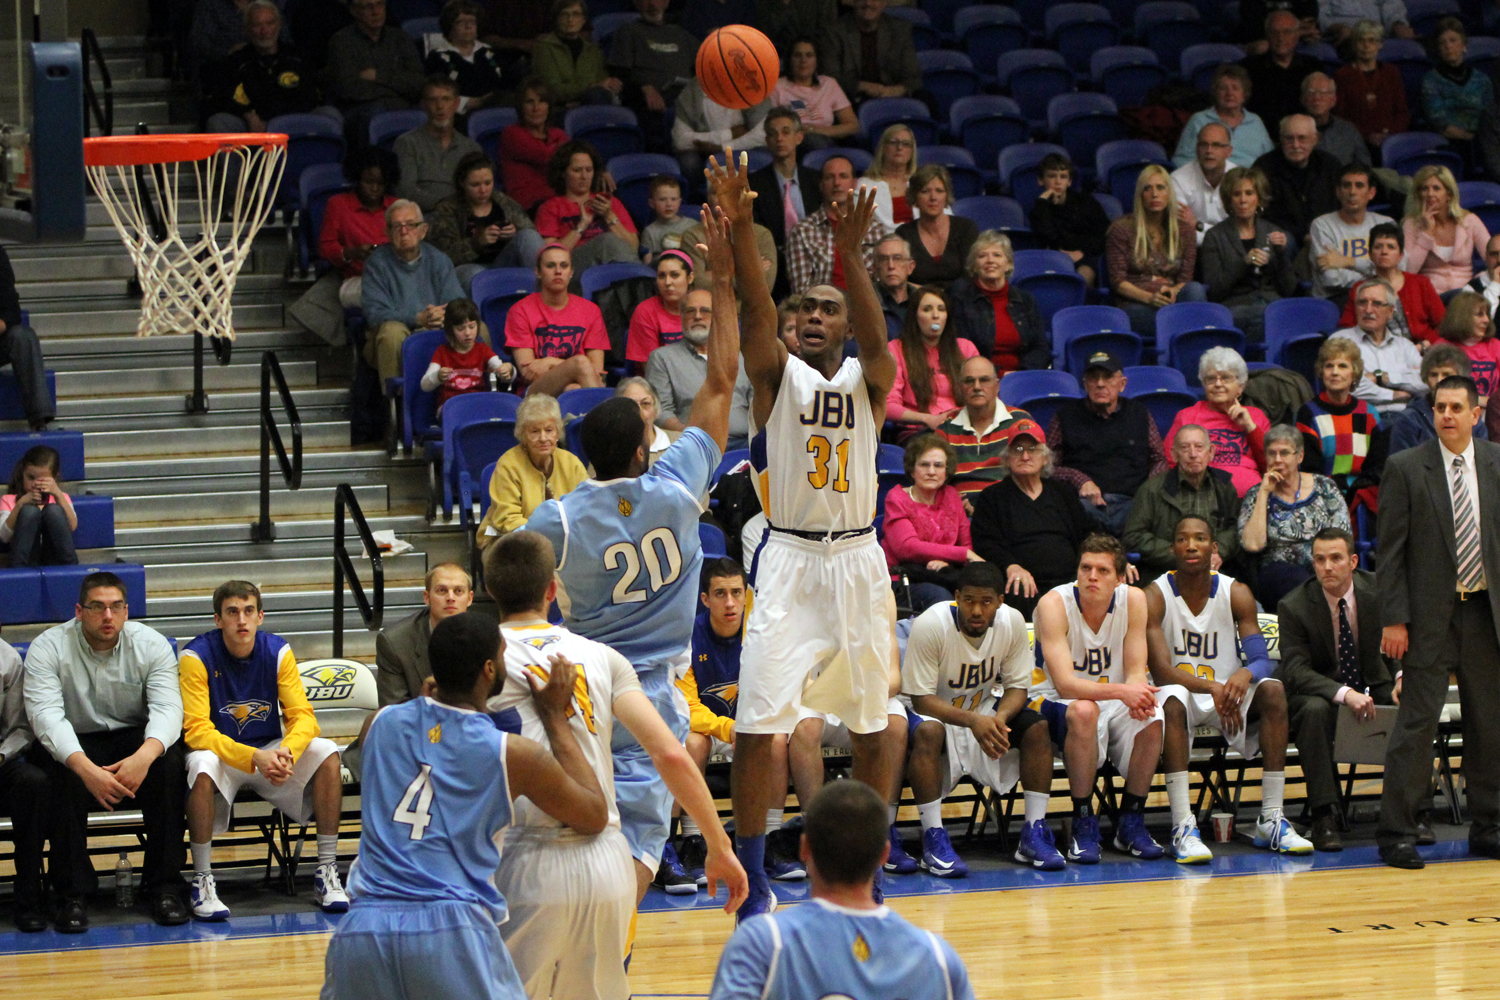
[{"xmin": 476, "ymin": 392, "xmax": 588, "ymax": 547}]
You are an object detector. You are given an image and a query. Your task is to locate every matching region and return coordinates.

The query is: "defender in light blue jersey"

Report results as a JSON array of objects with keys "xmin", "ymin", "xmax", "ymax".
[
  {"xmin": 523, "ymin": 197, "xmax": 743, "ymax": 901},
  {"xmin": 710, "ymin": 780, "xmax": 975, "ymax": 1000},
  {"xmin": 320, "ymin": 613, "xmax": 609, "ymax": 1000}
]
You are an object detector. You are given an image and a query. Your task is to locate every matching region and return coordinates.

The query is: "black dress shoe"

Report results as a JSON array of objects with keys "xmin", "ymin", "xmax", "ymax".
[
  {"xmin": 54, "ymin": 897, "xmax": 89, "ymax": 934},
  {"xmin": 1416, "ymin": 816, "xmax": 1436, "ymax": 846},
  {"xmin": 14, "ymin": 902, "xmax": 47, "ymax": 933},
  {"xmin": 1469, "ymin": 837, "xmax": 1500, "ymax": 859},
  {"xmin": 1310, "ymin": 813, "xmax": 1343, "ymax": 852},
  {"xmin": 151, "ymin": 891, "xmax": 189, "ymax": 927},
  {"xmin": 1379, "ymin": 841, "xmax": 1426, "ymax": 870}
]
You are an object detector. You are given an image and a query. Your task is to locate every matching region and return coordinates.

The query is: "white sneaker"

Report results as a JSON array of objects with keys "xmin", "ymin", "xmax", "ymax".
[
  {"xmin": 315, "ymin": 862, "xmax": 350, "ymax": 913},
  {"xmin": 1252, "ymin": 810, "xmax": 1314, "ymax": 855},
  {"xmin": 1170, "ymin": 817, "xmax": 1214, "ymax": 865},
  {"xmin": 190, "ymin": 872, "xmax": 230, "ymax": 921}
]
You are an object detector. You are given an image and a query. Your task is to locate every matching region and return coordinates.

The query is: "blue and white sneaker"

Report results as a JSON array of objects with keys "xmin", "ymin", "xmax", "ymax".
[
  {"xmin": 735, "ymin": 869, "xmax": 778, "ymax": 924},
  {"xmin": 314, "ymin": 862, "xmax": 350, "ymax": 913},
  {"xmin": 679, "ymin": 834, "xmax": 708, "ymax": 887},
  {"xmin": 1113, "ymin": 811, "xmax": 1165, "ymax": 859},
  {"xmin": 1014, "ymin": 820, "xmax": 1067, "ymax": 871},
  {"xmin": 1253, "ymin": 809, "xmax": 1315, "ymax": 855},
  {"xmin": 190, "ymin": 872, "xmax": 230, "ymax": 921},
  {"xmin": 765, "ymin": 844, "xmax": 807, "ymax": 881},
  {"xmin": 919, "ymin": 827, "xmax": 968, "ymax": 878},
  {"xmin": 884, "ymin": 825, "xmax": 920, "ymax": 874},
  {"xmin": 1170, "ymin": 817, "xmax": 1213, "ymax": 865},
  {"xmin": 1067, "ymin": 813, "xmax": 1102, "ymax": 864},
  {"xmin": 653, "ymin": 843, "xmax": 698, "ymax": 894}
]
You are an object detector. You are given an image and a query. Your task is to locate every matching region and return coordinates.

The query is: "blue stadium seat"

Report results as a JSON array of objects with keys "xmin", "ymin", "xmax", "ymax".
[
  {"xmin": 368, "ymin": 109, "xmax": 427, "ymax": 152},
  {"xmin": 266, "ymin": 113, "xmax": 345, "ymax": 212},
  {"xmin": 42, "ymin": 563, "xmax": 147, "ymax": 622},
  {"xmin": 1012, "ymin": 250, "xmax": 1090, "ymax": 329},
  {"xmin": 925, "ymin": 0, "xmax": 974, "ymax": 36},
  {"xmin": 1095, "ymin": 138, "xmax": 1171, "ymax": 207},
  {"xmin": 956, "ymin": 6, "xmax": 1030, "ymax": 83},
  {"xmin": 565, "ymin": 415, "xmax": 586, "ymax": 460},
  {"xmin": 1459, "ymin": 180, "xmax": 1500, "ymax": 238},
  {"xmin": 1381, "ymin": 131, "xmax": 1464, "ymax": 179},
  {"xmin": 878, "ymin": 443, "xmax": 905, "ymax": 475},
  {"xmin": 459, "ymin": 459, "xmax": 497, "ymax": 540},
  {"xmin": 440, "ymin": 393, "xmax": 523, "ymax": 520},
  {"xmin": 467, "ymin": 106, "xmax": 518, "ymax": 164},
  {"xmin": 951, "ymin": 195, "xmax": 1031, "ymax": 243},
  {"xmin": 1298, "ymin": 40, "xmax": 1340, "ymax": 71},
  {"xmin": 401, "ymin": 16, "xmax": 440, "ymax": 40},
  {"xmin": 1047, "ymin": 3, "xmax": 1122, "ymax": 74},
  {"xmin": 387, "ymin": 328, "xmax": 447, "ymax": 458},
  {"xmin": 1047, "ymin": 93, "xmax": 1127, "ymax": 175},
  {"xmin": 471, "ymin": 267, "xmax": 536, "ymax": 345},
  {"xmin": 1135, "ymin": 2, "xmax": 1210, "ymax": 70},
  {"xmin": 743, "ymin": 148, "xmax": 773, "ymax": 174},
  {"xmin": 1123, "ymin": 365, "xmax": 1190, "ymax": 393},
  {"xmin": 1379, "ymin": 38, "xmax": 1431, "ymax": 107},
  {"xmin": 1124, "ymin": 380, "xmax": 1198, "ymax": 431},
  {"xmin": 997, "ymin": 369, "xmax": 1084, "ymax": 427},
  {"xmin": 802, "ymin": 146, "xmax": 874, "ymax": 175},
  {"xmin": 564, "ymin": 106, "xmax": 644, "ymax": 161},
  {"xmin": 579, "ymin": 262, "xmax": 655, "ymax": 302},
  {"xmin": 916, "ymin": 51, "xmax": 980, "ymax": 120},
  {"xmin": 556, "ymin": 387, "xmax": 615, "ymax": 419},
  {"xmin": 1092, "ymin": 46, "xmax": 1169, "ymax": 107},
  {"xmin": 1263, "ymin": 297, "xmax": 1338, "ymax": 381},
  {"xmin": 68, "ymin": 494, "xmax": 115, "ymax": 550},
  {"xmin": 886, "ymin": 5, "xmax": 941, "ymax": 50},
  {"xmin": 999, "ymin": 143, "xmax": 1069, "ymax": 213},
  {"xmin": 1179, "ymin": 43, "xmax": 1246, "ymax": 92},
  {"xmin": 1466, "ymin": 35, "xmax": 1500, "ymax": 69},
  {"xmin": 1405, "ymin": 0, "xmax": 1461, "ymax": 38},
  {"xmin": 699, "ymin": 522, "xmax": 728, "ymax": 558},
  {"xmin": 710, "ymin": 448, "xmax": 750, "ymax": 489},
  {"xmin": 1157, "ymin": 302, "xmax": 1245, "ymax": 385},
  {"xmin": 1094, "ymin": 192, "xmax": 1125, "ymax": 219},
  {"xmin": 591, "ymin": 11, "xmax": 639, "ymax": 48},
  {"xmin": 606, "ymin": 153, "xmax": 683, "ymax": 229},
  {"xmin": 0, "ymin": 370, "xmax": 56, "ymax": 422},
  {"xmin": 1052, "ymin": 304, "xmax": 1136, "ymax": 366},
  {"xmin": 916, "ymin": 146, "xmax": 983, "ymax": 199},
  {"xmin": 296, "ymin": 162, "xmax": 348, "ymax": 275},
  {"xmin": 859, "ymin": 97, "xmax": 938, "ymax": 146},
  {"xmin": 948, "ymin": 96, "xmax": 1028, "ymax": 182},
  {"xmin": 1064, "ymin": 332, "xmax": 1143, "ymax": 374},
  {"xmin": 0, "ymin": 569, "xmax": 43, "ymax": 624},
  {"xmin": 997, "ymin": 49, "xmax": 1075, "ymax": 126},
  {"xmin": 0, "ymin": 430, "xmax": 84, "ymax": 482}
]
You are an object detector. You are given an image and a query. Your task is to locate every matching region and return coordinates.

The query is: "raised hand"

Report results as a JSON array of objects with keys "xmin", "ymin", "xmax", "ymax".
[
  {"xmin": 831, "ymin": 185, "xmax": 878, "ymax": 260},
  {"xmin": 695, "ymin": 204, "xmax": 736, "ymax": 282},
  {"xmin": 703, "ymin": 147, "xmax": 756, "ymax": 224}
]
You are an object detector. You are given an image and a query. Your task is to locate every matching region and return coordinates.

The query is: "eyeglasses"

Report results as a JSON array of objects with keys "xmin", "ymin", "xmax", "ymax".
[
  {"xmin": 885, "ymin": 139, "xmax": 914, "ymax": 148},
  {"xmin": 389, "ymin": 221, "xmax": 424, "ymax": 231},
  {"xmin": 1010, "ymin": 442, "xmax": 1042, "ymax": 455},
  {"xmin": 82, "ymin": 601, "xmax": 127, "ymax": 614},
  {"xmin": 1201, "ymin": 373, "xmax": 1238, "ymax": 385},
  {"xmin": 1357, "ymin": 300, "xmax": 1393, "ymax": 310},
  {"xmin": 960, "ymin": 376, "xmax": 997, "ymax": 385},
  {"xmin": 1197, "ymin": 141, "xmax": 1231, "ymax": 149},
  {"xmin": 874, "ymin": 254, "xmax": 910, "ymax": 264}
]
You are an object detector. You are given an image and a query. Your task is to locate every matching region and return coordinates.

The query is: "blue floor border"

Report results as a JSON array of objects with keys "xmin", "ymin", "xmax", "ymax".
[{"xmin": 0, "ymin": 840, "xmax": 1479, "ymax": 956}]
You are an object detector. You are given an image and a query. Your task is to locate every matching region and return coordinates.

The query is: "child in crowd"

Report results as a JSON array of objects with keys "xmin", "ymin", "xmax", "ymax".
[
  {"xmin": 1027, "ymin": 153, "xmax": 1111, "ymax": 288},
  {"xmin": 640, "ymin": 176, "xmax": 695, "ymax": 264},
  {"xmin": 1, "ymin": 445, "xmax": 78, "ymax": 567},
  {"xmin": 422, "ymin": 298, "xmax": 514, "ymax": 416}
]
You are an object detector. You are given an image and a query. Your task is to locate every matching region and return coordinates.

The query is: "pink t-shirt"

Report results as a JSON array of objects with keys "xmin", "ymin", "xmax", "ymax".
[
  {"xmin": 431, "ymin": 341, "xmax": 499, "ymax": 408},
  {"xmin": 504, "ymin": 293, "xmax": 611, "ymax": 363},
  {"xmin": 626, "ymin": 296, "xmax": 684, "ymax": 364},
  {"xmin": 534, "ymin": 195, "xmax": 639, "ymax": 246},
  {"xmin": 885, "ymin": 337, "xmax": 980, "ymax": 422},
  {"xmin": 1461, "ymin": 339, "xmax": 1500, "ymax": 398},
  {"xmin": 770, "ymin": 76, "xmax": 852, "ymax": 128},
  {"xmin": 881, "ymin": 484, "xmax": 972, "ymax": 567},
  {"xmin": 1165, "ymin": 401, "xmax": 1271, "ymax": 497}
]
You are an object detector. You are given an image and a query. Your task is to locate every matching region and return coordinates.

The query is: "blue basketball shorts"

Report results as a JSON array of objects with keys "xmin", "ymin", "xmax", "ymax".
[{"xmin": 612, "ymin": 650, "xmax": 690, "ymax": 870}]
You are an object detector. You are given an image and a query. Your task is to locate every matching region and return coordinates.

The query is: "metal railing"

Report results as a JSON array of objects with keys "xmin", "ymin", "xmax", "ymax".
[
  {"xmin": 333, "ymin": 483, "xmax": 384, "ymax": 658},
  {"xmin": 251, "ymin": 351, "xmax": 302, "ymax": 542},
  {"xmin": 80, "ymin": 28, "xmax": 113, "ymax": 137}
]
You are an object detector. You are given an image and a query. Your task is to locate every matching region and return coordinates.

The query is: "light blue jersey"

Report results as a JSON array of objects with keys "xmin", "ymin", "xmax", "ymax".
[
  {"xmin": 710, "ymin": 898, "xmax": 975, "ymax": 1000},
  {"xmin": 525, "ymin": 426, "xmax": 720, "ymax": 670},
  {"xmin": 349, "ymin": 697, "xmax": 515, "ymax": 921}
]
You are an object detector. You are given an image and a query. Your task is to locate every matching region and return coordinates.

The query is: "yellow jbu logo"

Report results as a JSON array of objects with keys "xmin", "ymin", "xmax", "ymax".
[
  {"xmin": 219, "ymin": 700, "xmax": 272, "ymax": 734},
  {"xmin": 618, "ymin": 497, "xmax": 633, "ymax": 517},
  {"xmin": 428, "ymin": 723, "xmax": 442, "ymax": 743},
  {"xmin": 852, "ymin": 932, "xmax": 870, "ymax": 962},
  {"xmin": 522, "ymin": 662, "xmax": 598, "ymax": 735}
]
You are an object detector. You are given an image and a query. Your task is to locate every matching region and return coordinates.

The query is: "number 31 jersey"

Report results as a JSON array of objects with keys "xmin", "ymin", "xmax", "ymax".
[
  {"xmin": 349, "ymin": 697, "xmax": 515, "ymax": 921},
  {"xmin": 526, "ymin": 427, "xmax": 720, "ymax": 669},
  {"xmin": 752, "ymin": 355, "xmax": 879, "ymax": 533}
]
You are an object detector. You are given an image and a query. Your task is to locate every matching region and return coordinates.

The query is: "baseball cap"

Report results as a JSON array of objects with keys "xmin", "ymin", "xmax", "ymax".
[
  {"xmin": 1006, "ymin": 417, "xmax": 1045, "ymax": 444},
  {"xmin": 1082, "ymin": 351, "xmax": 1123, "ymax": 375}
]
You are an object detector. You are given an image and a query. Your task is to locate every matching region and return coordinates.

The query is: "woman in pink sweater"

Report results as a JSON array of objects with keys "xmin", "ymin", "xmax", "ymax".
[
  {"xmin": 885, "ymin": 286, "xmax": 979, "ymax": 440},
  {"xmin": 1401, "ymin": 165, "xmax": 1492, "ymax": 295},
  {"xmin": 1164, "ymin": 346, "xmax": 1269, "ymax": 497},
  {"xmin": 882, "ymin": 434, "xmax": 983, "ymax": 612}
]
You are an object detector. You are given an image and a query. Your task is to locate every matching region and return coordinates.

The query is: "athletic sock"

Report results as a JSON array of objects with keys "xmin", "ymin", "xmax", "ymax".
[
  {"xmin": 916, "ymin": 800, "xmax": 944, "ymax": 831},
  {"xmin": 765, "ymin": 808, "xmax": 783, "ymax": 835},
  {"xmin": 191, "ymin": 841, "xmax": 213, "ymax": 877},
  {"xmin": 680, "ymin": 816, "xmax": 701, "ymax": 839},
  {"xmin": 1024, "ymin": 791, "xmax": 1049, "ymax": 825},
  {"xmin": 318, "ymin": 834, "xmax": 338, "ymax": 866},
  {"xmin": 1261, "ymin": 771, "xmax": 1286, "ymax": 818},
  {"xmin": 1121, "ymin": 792, "xmax": 1147, "ymax": 814},
  {"xmin": 736, "ymin": 834, "xmax": 766, "ymax": 876},
  {"xmin": 1165, "ymin": 771, "xmax": 1191, "ymax": 826},
  {"xmin": 888, "ymin": 804, "xmax": 899, "ymax": 826},
  {"xmin": 1072, "ymin": 796, "xmax": 1093, "ymax": 818}
]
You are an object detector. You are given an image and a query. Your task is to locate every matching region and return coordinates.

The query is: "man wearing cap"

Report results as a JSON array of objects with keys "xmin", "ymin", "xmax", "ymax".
[
  {"xmin": 1046, "ymin": 353, "xmax": 1169, "ymax": 537},
  {"xmin": 935, "ymin": 356, "xmax": 1031, "ymax": 509}
]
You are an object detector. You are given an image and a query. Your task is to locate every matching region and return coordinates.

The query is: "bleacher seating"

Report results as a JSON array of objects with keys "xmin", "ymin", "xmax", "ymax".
[
  {"xmin": 607, "ymin": 153, "xmax": 684, "ymax": 229},
  {"xmin": 1460, "ymin": 180, "xmax": 1500, "ymax": 236},
  {"xmin": 266, "ymin": 113, "xmax": 345, "ymax": 214},
  {"xmin": 1047, "ymin": 93, "xmax": 1128, "ymax": 175},
  {"xmin": 1052, "ymin": 304, "xmax": 1141, "ymax": 372},
  {"xmin": 386, "ymin": 328, "xmax": 446, "ymax": 459},
  {"xmin": 556, "ymin": 387, "xmax": 614, "ymax": 419},
  {"xmin": 999, "ymin": 143, "xmax": 1070, "ymax": 213},
  {"xmin": 996, "ymin": 49, "xmax": 1075, "ymax": 126},
  {"xmin": 0, "ymin": 430, "xmax": 85, "ymax": 481},
  {"xmin": 1092, "ymin": 46, "xmax": 1169, "ymax": 107},
  {"xmin": 915, "ymin": 51, "xmax": 980, "ymax": 119},
  {"xmin": 859, "ymin": 97, "xmax": 939, "ymax": 146},
  {"xmin": 471, "ymin": 267, "xmax": 537, "ymax": 344},
  {"xmin": 439, "ymin": 393, "xmax": 522, "ymax": 521},
  {"xmin": 1122, "ymin": 365, "xmax": 1198, "ymax": 429},
  {"xmin": 916, "ymin": 146, "xmax": 984, "ymax": 199},
  {"xmin": 1047, "ymin": 3, "xmax": 1123, "ymax": 73},
  {"xmin": 295, "ymin": 163, "xmax": 349, "ymax": 276},
  {"xmin": 1379, "ymin": 38, "xmax": 1431, "ymax": 106},
  {"xmin": 1179, "ymin": 42, "xmax": 1247, "ymax": 91},
  {"xmin": 948, "ymin": 96, "xmax": 1028, "ymax": 183},
  {"xmin": 0, "ymin": 562, "xmax": 147, "ymax": 626},
  {"xmin": 1136, "ymin": 1, "xmax": 1211, "ymax": 69},
  {"xmin": 951, "ymin": 195, "xmax": 1034, "ymax": 247},
  {"xmin": 1011, "ymin": 249, "xmax": 1090, "ymax": 329},
  {"xmin": 955, "ymin": 5, "xmax": 1029, "ymax": 83},
  {"xmin": 591, "ymin": 11, "xmax": 639, "ymax": 48},
  {"xmin": 802, "ymin": 146, "xmax": 874, "ymax": 175},
  {"xmin": 368, "ymin": 109, "xmax": 427, "ymax": 152},
  {"xmin": 1263, "ymin": 298, "xmax": 1338, "ymax": 381},
  {"xmin": 579, "ymin": 262, "xmax": 655, "ymax": 303},
  {"xmin": 997, "ymin": 369, "xmax": 1084, "ymax": 427},
  {"xmin": 0, "ymin": 370, "xmax": 57, "ymax": 423},
  {"xmin": 564, "ymin": 106, "xmax": 644, "ymax": 161},
  {"xmin": 1156, "ymin": 301, "xmax": 1246, "ymax": 385},
  {"xmin": 1096, "ymin": 138, "xmax": 1172, "ymax": 207},
  {"xmin": 887, "ymin": 5, "xmax": 941, "ymax": 50},
  {"xmin": 467, "ymin": 107, "xmax": 518, "ymax": 164}
]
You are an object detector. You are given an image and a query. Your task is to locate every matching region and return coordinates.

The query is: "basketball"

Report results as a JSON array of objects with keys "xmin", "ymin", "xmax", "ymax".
[{"xmin": 696, "ymin": 25, "xmax": 779, "ymax": 111}]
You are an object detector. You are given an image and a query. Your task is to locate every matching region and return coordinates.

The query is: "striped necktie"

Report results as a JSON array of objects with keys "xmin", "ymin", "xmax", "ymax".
[{"xmin": 1453, "ymin": 455, "xmax": 1484, "ymax": 591}]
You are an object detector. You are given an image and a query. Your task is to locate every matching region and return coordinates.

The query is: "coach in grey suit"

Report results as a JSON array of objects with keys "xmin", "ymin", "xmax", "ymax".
[
  {"xmin": 1275, "ymin": 526, "xmax": 1395, "ymax": 851},
  {"xmin": 374, "ymin": 562, "xmax": 475, "ymax": 706},
  {"xmin": 1375, "ymin": 374, "xmax": 1500, "ymax": 869}
]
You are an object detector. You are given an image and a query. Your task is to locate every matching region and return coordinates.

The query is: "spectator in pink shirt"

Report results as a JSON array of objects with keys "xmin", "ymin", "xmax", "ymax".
[
  {"xmin": 1439, "ymin": 290, "xmax": 1500, "ymax": 407},
  {"xmin": 1164, "ymin": 346, "xmax": 1269, "ymax": 497},
  {"xmin": 882, "ymin": 434, "xmax": 983, "ymax": 612},
  {"xmin": 503, "ymin": 244, "xmax": 608, "ymax": 396},
  {"xmin": 1401, "ymin": 165, "xmax": 1493, "ymax": 296},
  {"xmin": 769, "ymin": 38, "xmax": 858, "ymax": 151},
  {"xmin": 625, "ymin": 249, "xmax": 691, "ymax": 369},
  {"xmin": 885, "ymin": 285, "xmax": 979, "ymax": 439}
]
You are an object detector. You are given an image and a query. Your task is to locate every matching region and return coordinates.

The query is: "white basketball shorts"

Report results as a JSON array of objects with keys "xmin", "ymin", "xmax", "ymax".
[
  {"xmin": 187, "ymin": 736, "xmax": 340, "ymax": 835},
  {"xmin": 1159, "ymin": 679, "xmax": 1275, "ymax": 760}
]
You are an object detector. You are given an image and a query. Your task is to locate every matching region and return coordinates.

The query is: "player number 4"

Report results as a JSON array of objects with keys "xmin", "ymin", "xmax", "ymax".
[
  {"xmin": 394, "ymin": 764, "xmax": 435, "ymax": 840},
  {"xmin": 604, "ymin": 527, "xmax": 683, "ymax": 605}
]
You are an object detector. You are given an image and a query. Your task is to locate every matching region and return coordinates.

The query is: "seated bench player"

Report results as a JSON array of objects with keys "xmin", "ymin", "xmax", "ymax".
[
  {"xmin": 902, "ymin": 562, "xmax": 1064, "ymax": 875},
  {"xmin": 1031, "ymin": 534, "xmax": 1166, "ymax": 862},
  {"xmin": 180, "ymin": 581, "xmax": 348, "ymax": 920},
  {"xmin": 1146, "ymin": 518, "xmax": 1312, "ymax": 864}
]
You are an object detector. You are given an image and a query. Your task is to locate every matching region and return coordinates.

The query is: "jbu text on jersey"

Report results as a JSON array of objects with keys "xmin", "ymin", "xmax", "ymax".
[{"xmin": 799, "ymin": 390, "xmax": 857, "ymax": 429}]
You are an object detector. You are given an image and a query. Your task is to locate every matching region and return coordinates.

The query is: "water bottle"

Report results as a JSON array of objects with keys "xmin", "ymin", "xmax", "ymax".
[{"xmin": 115, "ymin": 853, "xmax": 135, "ymax": 908}]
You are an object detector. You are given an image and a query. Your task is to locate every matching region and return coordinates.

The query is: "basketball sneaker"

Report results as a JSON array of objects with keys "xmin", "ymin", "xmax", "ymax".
[
  {"xmin": 315, "ymin": 862, "xmax": 350, "ymax": 913},
  {"xmin": 190, "ymin": 872, "xmax": 230, "ymax": 921},
  {"xmin": 678, "ymin": 833, "xmax": 708, "ymax": 887},
  {"xmin": 1015, "ymin": 820, "xmax": 1066, "ymax": 871},
  {"xmin": 1067, "ymin": 813, "xmax": 1102, "ymax": 864},
  {"xmin": 653, "ymin": 843, "xmax": 698, "ymax": 894},
  {"xmin": 919, "ymin": 827, "xmax": 968, "ymax": 878},
  {"xmin": 1252, "ymin": 810, "xmax": 1315, "ymax": 855},
  {"xmin": 1113, "ymin": 811, "xmax": 1165, "ymax": 859},
  {"xmin": 872, "ymin": 869, "xmax": 884, "ymax": 905},
  {"xmin": 884, "ymin": 825, "xmax": 920, "ymax": 874},
  {"xmin": 764, "ymin": 842, "xmax": 807, "ymax": 881},
  {"xmin": 1170, "ymin": 817, "xmax": 1213, "ymax": 865},
  {"xmin": 736, "ymin": 868, "xmax": 778, "ymax": 924}
]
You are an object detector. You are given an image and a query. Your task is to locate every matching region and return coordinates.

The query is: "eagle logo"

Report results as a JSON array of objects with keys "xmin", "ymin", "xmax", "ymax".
[
  {"xmin": 524, "ymin": 636, "xmax": 560, "ymax": 650},
  {"xmin": 618, "ymin": 497, "xmax": 633, "ymax": 516},
  {"xmin": 428, "ymin": 723, "xmax": 442, "ymax": 743},
  {"xmin": 219, "ymin": 700, "xmax": 272, "ymax": 734},
  {"xmin": 278, "ymin": 71, "xmax": 301, "ymax": 89},
  {"xmin": 302, "ymin": 663, "xmax": 358, "ymax": 702},
  {"xmin": 851, "ymin": 932, "xmax": 870, "ymax": 962}
]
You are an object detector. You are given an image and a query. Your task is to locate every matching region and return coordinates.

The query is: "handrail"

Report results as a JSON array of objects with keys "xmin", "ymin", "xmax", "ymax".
[
  {"xmin": 80, "ymin": 28, "xmax": 113, "ymax": 138},
  {"xmin": 251, "ymin": 351, "xmax": 302, "ymax": 542},
  {"xmin": 333, "ymin": 483, "xmax": 384, "ymax": 658}
]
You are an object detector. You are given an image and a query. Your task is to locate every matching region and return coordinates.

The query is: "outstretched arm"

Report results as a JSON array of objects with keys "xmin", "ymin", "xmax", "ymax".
[
  {"xmin": 831, "ymin": 188, "xmax": 897, "ymax": 419},
  {"xmin": 684, "ymin": 204, "xmax": 743, "ymax": 452},
  {"xmin": 706, "ymin": 151, "xmax": 784, "ymax": 412}
]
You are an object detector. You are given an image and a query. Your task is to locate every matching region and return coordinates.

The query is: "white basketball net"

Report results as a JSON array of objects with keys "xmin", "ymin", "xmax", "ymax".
[{"xmin": 84, "ymin": 141, "xmax": 286, "ymax": 340}]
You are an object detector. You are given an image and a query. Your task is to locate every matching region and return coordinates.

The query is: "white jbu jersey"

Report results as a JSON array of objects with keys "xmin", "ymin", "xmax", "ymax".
[
  {"xmin": 751, "ymin": 355, "xmax": 879, "ymax": 533},
  {"xmin": 1153, "ymin": 572, "xmax": 1242, "ymax": 682},
  {"xmin": 901, "ymin": 603, "xmax": 1033, "ymax": 713},
  {"xmin": 1029, "ymin": 582, "xmax": 1132, "ymax": 700},
  {"xmin": 488, "ymin": 622, "xmax": 643, "ymax": 830}
]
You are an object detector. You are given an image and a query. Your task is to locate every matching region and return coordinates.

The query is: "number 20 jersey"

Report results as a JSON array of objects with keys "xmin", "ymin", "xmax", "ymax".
[{"xmin": 752, "ymin": 355, "xmax": 879, "ymax": 533}]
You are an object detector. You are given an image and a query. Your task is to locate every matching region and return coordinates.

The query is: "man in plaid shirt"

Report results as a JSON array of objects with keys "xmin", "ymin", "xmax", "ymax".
[{"xmin": 786, "ymin": 155, "xmax": 892, "ymax": 295}]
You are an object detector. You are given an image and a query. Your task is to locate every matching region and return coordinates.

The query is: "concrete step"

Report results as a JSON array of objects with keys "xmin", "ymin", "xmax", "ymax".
[
  {"xmin": 113, "ymin": 100, "xmax": 173, "ymax": 126},
  {"xmin": 55, "ymin": 358, "xmax": 316, "ymax": 398},
  {"xmin": 83, "ymin": 417, "xmax": 346, "ymax": 460},
  {"xmin": 140, "ymin": 549, "xmax": 427, "ymax": 593},
  {"xmin": 18, "ymin": 272, "xmax": 283, "ymax": 303},
  {"xmin": 32, "ymin": 303, "xmax": 286, "ymax": 337},
  {"xmin": 58, "ymin": 383, "xmax": 346, "ymax": 418},
  {"xmin": 89, "ymin": 458, "xmax": 421, "ymax": 497},
  {"xmin": 11, "ymin": 254, "xmax": 137, "ymax": 282},
  {"xmin": 113, "ymin": 514, "xmax": 432, "ymax": 550},
  {"xmin": 111, "ymin": 482, "xmax": 388, "ymax": 524}
]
